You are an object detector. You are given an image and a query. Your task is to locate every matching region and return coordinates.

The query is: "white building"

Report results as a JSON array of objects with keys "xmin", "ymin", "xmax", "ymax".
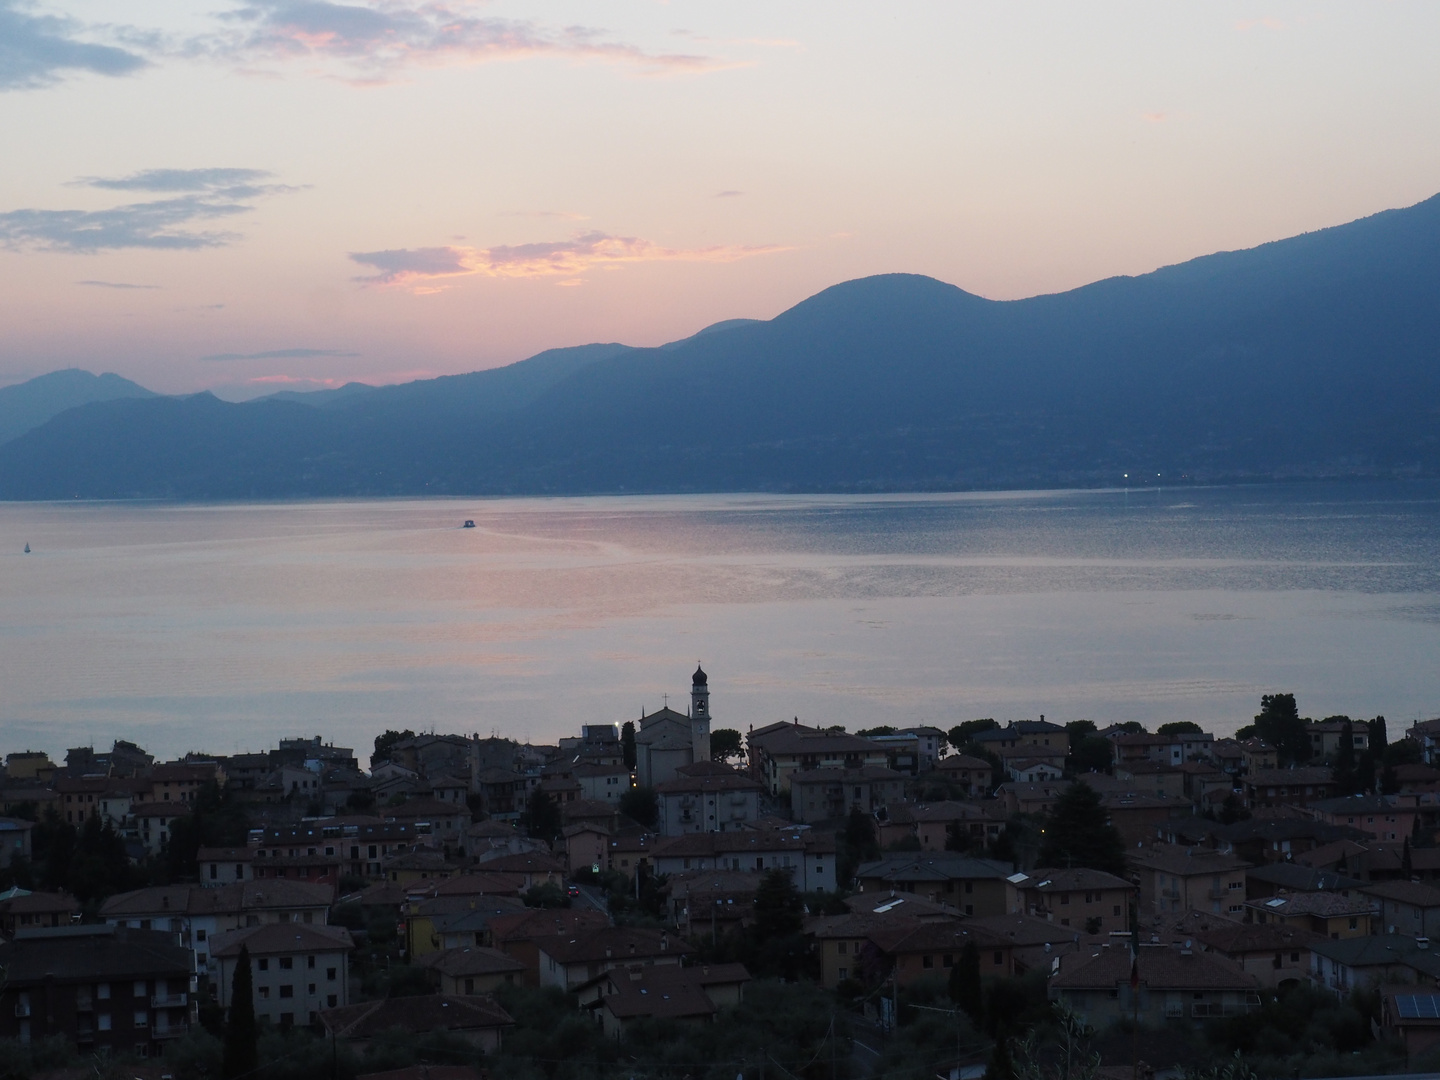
[{"xmin": 211, "ymin": 923, "xmax": 353, "ymax": 1024}]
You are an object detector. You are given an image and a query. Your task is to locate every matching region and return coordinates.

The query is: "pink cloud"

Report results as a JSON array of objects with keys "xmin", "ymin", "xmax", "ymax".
[
  {"xmin": 213, "ymin": 1, "xmax": 742, "ymax": 80},
  {"xmin": 1142, "ymin": 111, "xmax": 1168, "ymax": 123},
  {"xmin": 350, "ymin": 230, "xmax": 791, "ymax": 288}
]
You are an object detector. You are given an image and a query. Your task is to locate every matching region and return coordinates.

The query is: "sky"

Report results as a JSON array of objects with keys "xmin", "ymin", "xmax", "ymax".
[{"xmin": 3, "ymin": 2, "xmax": 1440, "ymax": 400}]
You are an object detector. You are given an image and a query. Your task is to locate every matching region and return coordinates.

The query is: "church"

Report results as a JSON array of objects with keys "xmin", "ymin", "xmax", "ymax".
[{"xmin": 632, "ymin": 665, "xmax": 713, "ymax": 788}]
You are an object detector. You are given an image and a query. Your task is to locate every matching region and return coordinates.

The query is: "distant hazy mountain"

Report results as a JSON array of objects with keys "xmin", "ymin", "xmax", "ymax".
[
  {"xmin": 0, "ymin": 369, "xmax": 155, "ymax": 446},
  {"xmin": 3, "ymin": 193, "xmax": 1440, "ymax": 499}
]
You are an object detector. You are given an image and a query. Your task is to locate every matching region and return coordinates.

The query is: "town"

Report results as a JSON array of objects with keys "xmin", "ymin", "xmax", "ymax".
[{"xmin": 2, "ymin": 672, "xmax": 1440, "ymax": 1080}]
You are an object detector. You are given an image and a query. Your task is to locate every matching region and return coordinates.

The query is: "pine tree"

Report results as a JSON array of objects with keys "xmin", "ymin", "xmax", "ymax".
[
  {"xmin": 1037, "ymin": 782, "xmax": 1126, "ymax": 876},
  {"xmin": 1403, "ymin": 837, "xmax": 1414, "ymax": 879},
  {"xmin": 223, "ymin": 945, "xmax": 258, "ymax": 1079}
]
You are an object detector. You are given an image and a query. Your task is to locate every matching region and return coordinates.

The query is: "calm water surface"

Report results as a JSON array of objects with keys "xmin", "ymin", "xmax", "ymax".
[{"xmin": 1, "ymin": 482, "xmax": 1438, "ymax": 759}]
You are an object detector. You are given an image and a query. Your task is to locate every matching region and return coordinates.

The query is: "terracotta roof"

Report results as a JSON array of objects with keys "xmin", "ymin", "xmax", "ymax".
[
  {"xmin": 857, "ymin": 854, "xmax": 1013, "ymax": 882},
  {"xmin": 321, "ymin": 994, "xmax": 512, "ymax": 1039},
  {"xmin": 1361, "ymin": 880, "xmax": 1440, "ymax": 909},
  {"xmin": 1014, "ymin": 868, "xmax": 1135, "ymax": 893},
  {"xmin": 478, "ymin": 852, "xmax": 565, "ymax": 875},
  {"xmin": 0, "ymin": 925, "xmax": 191, "ymax": 982},
  {"xmin": 1244, "ymin": 892, "xmax": 1376, "ymax": 918},
  {"xmin": 933, "ymin": 755, "xmax": 992, "ymax": 772},
  {"xmin": 655, "ymin": 769, "xmax": 763, "ymax": 794},
  {"xmin": 1052, "ymin": 944, "xmax": 1256, "ymax": 990},
  {"xmin": 1127, "ymin": 844, "xmax": 1249, "ymax": 877},
  {"xmin": 100, "ymin": 880, "xmax": 332, "ymax": 917},
  {"xmin": 534, "ymin": 926, "xmax": 686, "ymax": 965},
  {"xmin": 0, "ymin": 890, "xmax": 80, "ymax": 915},
  {"xmin": 601, "ymin": 969, "xmax": 719, "ymax": 1021},
  {"xmin": 488, "ymin": 908, "xmax": 609, "ymax": 944},
  {"xmin": 1246, "ymin": 767, "xmax": 1334, "ymax": 786},
  {"xmin": 209, "ymin": 922, "xmax": 352, "ymax": 958},
  {"xmin": 1194, "ymin": 923, "xmax": 1324, "ymax": 955},
  {"xmin": 416, "ymin": 945, "xmax": 526, "ymax": 977},
  {"xmin": 432, "ymin": 872, "xmax": 527, "ymax": 897}
]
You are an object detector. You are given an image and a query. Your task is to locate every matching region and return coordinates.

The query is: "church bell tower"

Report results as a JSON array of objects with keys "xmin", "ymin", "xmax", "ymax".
[{"xmin": 690, "ymin": 664, "xmax": 711, "ymax": 763}]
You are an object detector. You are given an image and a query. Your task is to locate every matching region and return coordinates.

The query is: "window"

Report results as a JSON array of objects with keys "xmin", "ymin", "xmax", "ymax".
[
  {"xmin": 280, "ymin": 957, "xmax": 293, "ymax": 970},
  {"xmin": 943, "ymin": 954, "xmax": 954, "ymax": 968},
  {"xmin": 259, "ymin": 987, "xmax": 270, "ymax": 999},
  {"xmin": 279, "ymin": 986, "xmax": 294, "ymax": 999},
  {"xmin": 1060, "ymin": 894, "xmax": 1070, "ymax": 905},
  {"xmin": 327, "ymin": 995, "xmax": 337, "ymax": 1008},
  {"xmin": 210, "ymin": 863, "xmax": 218, "ymax": 880},
  {"xmin": 993, "ymin": 951, "xmax": 1003, "ymax": 965},
  {"xmin": 308, "ymin": 984, "xmax": 316, "ymax": 994},
  {"xmin": 1113, "ymin": 906, "xmax": 1121, "ymax": 916},
  {"xmin": 97, "ymin": 983, "xmax": 111, "ymax": 1000},
  {"xmin": 838, "ymin": 941, "xmax": 847, "ymax": 954},
  {"xmin": 838, "ymin": 968, "xmax": 849, "ymax": 981},
  {"xmin": 923, "ymin": 955, "xmax": 934, "ymax": 969},
  {"xmin": 327, "ymin": 968, "xmax": 337, "ymax": 981},
  {"xmin": 133, "ymin": 980, "xmax": 147, "ymax": 997},
  {"xmin": 134, "ymin": 1011, "xmax": 148, "ymax": 1027},
  {"xmin": 258, "ymin": 958, "xmax": 269, "ymax": 971},
  {"xmin": 98, "ymin": 1014, "xmax": 112, "ymax": 1031},
  {"xmin": 1349, "ymin": 918, "xmax": 1358, "ymax": 930},
  {"xmin": 307, "ymin": 955, "xmax": 316, "ymax": 969},
  {"xmin": 196, "ymin": 929, "xmax": 207, "ymax": 942}
]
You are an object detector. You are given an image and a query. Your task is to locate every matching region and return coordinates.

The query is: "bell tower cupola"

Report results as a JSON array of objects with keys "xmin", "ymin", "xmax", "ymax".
[{"xmin": 690, "ymin": 664, "xmax": 711, "ymax": 763}]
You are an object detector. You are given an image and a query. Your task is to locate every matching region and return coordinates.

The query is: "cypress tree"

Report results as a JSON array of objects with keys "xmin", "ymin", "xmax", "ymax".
[
  {"xmin": 949, "ymin": 940, "xmax": 983, "ymax": 1023},
  {"xmin": 223, "ymin": 944, "xmax": 258, "ymax": 1079},
  {"xmin": 1333, "ymin": 719, "xmax": 1357, "ymax": 794}
]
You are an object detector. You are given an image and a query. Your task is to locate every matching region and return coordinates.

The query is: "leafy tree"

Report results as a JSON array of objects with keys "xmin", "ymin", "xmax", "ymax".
[
  {"xmin": 753, "ymin": 868, "xmax": 804, "ymax": 941},
  {"xmin": 1332, "ymin": 718, "xmax": 1358, "ymax": 794},
  {"xmin": 1036, "ymin": 782, "xmax": 1126, "ymax": 876},
  {"xmin": 1404, "ymin": 837, "xmax": 1414, "ymax": 879},
  {"xmin": 223, "ymin": 945, "xmax": 258, "ymax": 1079},
  {"xmin": 621, "ymin": 721, "xmax": 637, "ymax": 770},
  {"xmin": 1219, "ymin": 793, "xmax": 1250, "ymax": 825},
  {"xmin": 1109, "ymin": 721, "xmax": 1147, "ymax": 735},
  {"xmin": 522, "ymin": 789, "xmax": 562, "ymax": 843},
  {"xmin": 1157, "ymin": 721, "xmax": 1204, "ymax": 736},
  {"xmin": 945, "ymin": 820, "xmax": 973, "ymax": 853},
  {"xmin": 710, "ymin": 727, "xmax": 744, "ymax": 763},
  {"xmin": 949, "ymin": 940, "xmax": 983, "ymax": 1022},
  {"xmin": 166, "ymin": 780, "xmax": 252, "ymax": 881},
  {"xmin": 949, "ymin": 719, "xmax": 998, "ymax": 751},
  {"xmin": 524, "ymin": 882, "xmax": 571, "ymax": 908},
  {"xmin": 619, "ymin": 785, "xmax": 658, "ymax": 828},
  {"xmin": 371, "ymin": 728, "xmax": 415, "ymax": 768},
  {"xmin": 1253, "ymin": 693, "xmax": 1312, "ymax": 766},
  {"xmin": 1068, "ymin": 736, "xmax": 1113, "ymax": 776},
  {"xmin": 1066, "ymin": 720, "xmax": 1097, "ymax": 741},
  {"xmin": 858, "ymin": 725, "xmax": 897, "ymax": 736}
]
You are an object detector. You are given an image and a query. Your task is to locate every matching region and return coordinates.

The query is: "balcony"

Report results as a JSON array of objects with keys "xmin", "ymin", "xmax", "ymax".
[
  {"xmin": 1160, "ymin": 888, "xmax": 1181, "ymax": 900},
  {"xmin": 152, "ymin": 1016, "xmax": 189, "ymax": 1039},
  {"xmin": 152, "ymin": 992, "xmax": 189, "ymax": 1009}
]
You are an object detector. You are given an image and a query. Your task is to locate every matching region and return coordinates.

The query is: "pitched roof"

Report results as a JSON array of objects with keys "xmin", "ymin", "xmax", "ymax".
[
  {"xmin": 1246, "ymin": 767, "xmax": 1335, "ymax": 786},
  {"xmin": 488, "ymin": 908, "xmax": 610, "ymax": 944},
  {"xmin": 1361, "ymin": 880, "xmax": 1440, "ymax": 909},
  {"xmin": 1126, "ymin": 844, "xmax": 1249, "ymax": 877},
  {"xmin": 209, "ymin": 923, "xmax": 353, "ymax": 958},
  {"xmin": 534, "ymin": 926, "xmax": 686, "ymax": 965},
  {"xmin": 1245, "ymin": 863, "xmax": 1364, "ymax": 893},
  {"xmin": 1051, "ymin": 945, "xmax": 1256, "ymax": 990},
  {"xmin": 856, "ymin": 854, "xmax": 1014, "ymax": 882},
  {"xmin": 321, "ymin": 994, "xmax": 513, "ymax": 1039},
  {"xmin": 416, "ymin": 945, "xmax": 526, "ymax": 977},
  {"xmin": 1013, "ymin": 868, "xmax": 1135, "ymax": 893},
  {"xmin": 477, "ymin": 852, "xmax": 565, "ymax": 875},
  {"xmin": 0, "ymin": 925, "xmax": 191, "ymax": 983},
  {"xmin": 601, "ymin": 969, "xmax": 719, "ymax": 1021},
  {"xmin": 1245, "ymin": 892, "xmax": 1376, "ymax": 918},
  {"xmin": 1194, "ymin": 922, "xmax": 1324, "ymax": 955},
  {"xmin": 655, "ymin": 769, "xmax": 764, "ymax": 794},
  {"xmin": 99, "ymin": 880, "xmax": 332, "ymax": 918}
]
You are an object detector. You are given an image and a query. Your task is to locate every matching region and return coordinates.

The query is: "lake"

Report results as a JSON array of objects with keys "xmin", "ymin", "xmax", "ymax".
[{"xmin": 1, "ymin": 481, "xmax": 1438, "ymax": 762}]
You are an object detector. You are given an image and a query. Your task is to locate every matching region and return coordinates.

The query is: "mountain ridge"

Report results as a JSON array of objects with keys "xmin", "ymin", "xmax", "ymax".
[{"xmin": 3, "ymin": 192, "xmax": 1439, "ymax": 499}]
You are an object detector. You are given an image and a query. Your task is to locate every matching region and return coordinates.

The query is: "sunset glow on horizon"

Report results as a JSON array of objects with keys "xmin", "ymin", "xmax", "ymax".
[{"xmin": 4, "ymin": 0, "xmax": 1440, "ymax": 400}]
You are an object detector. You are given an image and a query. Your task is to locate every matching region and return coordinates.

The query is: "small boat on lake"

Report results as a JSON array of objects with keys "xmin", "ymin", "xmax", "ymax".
[
  {"xmin": 463, "ymin": 520, "xmax": 476, "ymax": 529},
  {"xmin": 24, "ymin": 543, "xmax": 30, "ymax": 553}
]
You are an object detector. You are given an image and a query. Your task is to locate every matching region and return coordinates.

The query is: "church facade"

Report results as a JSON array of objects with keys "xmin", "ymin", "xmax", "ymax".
[{"xmin": 633, "ymin": 666, "xmax": 714, "ymax": 788}]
